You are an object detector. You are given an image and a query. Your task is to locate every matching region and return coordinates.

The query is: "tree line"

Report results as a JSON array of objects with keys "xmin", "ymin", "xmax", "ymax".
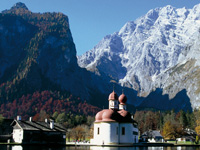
[
  {"xmin": 0, "ymin": 90, "xmax": 100, "ymax": 122},
  {"xmin": 134, "ymin": 109, "xmax": 200, "ymax": 140}
]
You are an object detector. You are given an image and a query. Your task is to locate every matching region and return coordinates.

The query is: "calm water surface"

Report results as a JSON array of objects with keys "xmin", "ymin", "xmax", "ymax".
[{"xmin": 1, "ymin": 145, "xmax": 200, "ymax": 150}]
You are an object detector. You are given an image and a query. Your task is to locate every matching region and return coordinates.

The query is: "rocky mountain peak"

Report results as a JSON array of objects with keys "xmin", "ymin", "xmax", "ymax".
[
  {"xmin": 78, "ymin": 3, "xmax": 200, "ymax": 110},
  {"xmin": 11, "ymin": 2, "xmax": 29, "ymax": 10}
]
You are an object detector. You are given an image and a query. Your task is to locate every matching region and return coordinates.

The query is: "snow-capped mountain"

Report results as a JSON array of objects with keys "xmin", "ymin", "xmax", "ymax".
[
  {"xmin": 0, "ymin": 3, "xmax": 140, "ymax": 111},
  {"xmin": 78, "ymin": 4, "xmax": 200, "ymax": 110}
]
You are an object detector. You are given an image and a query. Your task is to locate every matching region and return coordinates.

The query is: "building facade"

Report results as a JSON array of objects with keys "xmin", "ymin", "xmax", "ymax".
[
  {"xmin": 91, "ymin": 91, "xmax": 139, "ymax": 145},
  {"xmin": 140, "ymin": 130, "xmax": 164, "ymax": 143},
  {"xmin": 11, "ymin": 117, "xmax": 66, "ymax": 144}
]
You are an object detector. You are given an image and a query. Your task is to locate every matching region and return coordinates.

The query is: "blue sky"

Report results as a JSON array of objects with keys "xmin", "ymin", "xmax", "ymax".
[{"xmin": 0, "ymin": 0, "xmax": 200, "ymax": 55}]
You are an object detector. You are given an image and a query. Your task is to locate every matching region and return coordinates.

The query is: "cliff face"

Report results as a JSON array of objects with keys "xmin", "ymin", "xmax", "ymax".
[
  {"xmin": 0, "ymin": 3, "xmax": 195, "ymax": 114},
  {"xmin": 78, "ymin": 4, "xmax": 200, "ymax": 110},
  {"xmin": 0, "ymin": 3, "xmax": 89, "ymax": 101},
  {"xmin": 154, "ymin": 35, "xmax": 200, "ymax": 110},
  {"xmin": 0, "ymin": 3, "xmax": 134, "ymax": 110}
]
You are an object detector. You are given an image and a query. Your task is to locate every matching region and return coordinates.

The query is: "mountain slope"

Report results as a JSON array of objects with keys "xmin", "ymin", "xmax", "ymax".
[
  {"xmin": 0, "ymin": 2, "xmax": 194, "ymax": 117},
  {"xmin": 0, "ymin": 3, "xmax": 141, "ymax": 120},
  {"xmin": 0, "ymin": 2, "xmax": 78, "ymax": 99},
  {"xmin": 0, "ymin": 3, "xmax": 108, "ymax": 120},
  {"xmin": 154, "ymin": 34, "xmax": 200, "ymax": 109},
  {"xmin": 78, "ymin": 4, "xmax": 200, "ymax": 110}
]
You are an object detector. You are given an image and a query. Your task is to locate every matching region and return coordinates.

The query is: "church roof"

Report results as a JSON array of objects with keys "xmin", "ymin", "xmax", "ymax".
[
  {"xmin": 118, "ymin": 93, "xmax": 127, "ymax": 104},
  {"xmin": 95, "ymin": 109, "xmax": 133, "ymax": 123},
  {"xmin": 108, "ymin": 91, "xmax": 118, "ymax": 100},
  {"xmin": 95, "ymin": 91, "xmax": 136, "ymax": 123}
]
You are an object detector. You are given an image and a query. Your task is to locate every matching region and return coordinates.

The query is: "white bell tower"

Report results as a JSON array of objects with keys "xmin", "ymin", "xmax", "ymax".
[{"xmin": 108, "ymin": 91, "xmax": 118, "ymax": 110}]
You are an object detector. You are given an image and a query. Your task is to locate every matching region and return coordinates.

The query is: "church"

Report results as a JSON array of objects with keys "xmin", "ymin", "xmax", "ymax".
[{"xmin": 90, "ymin": 91, "xmax": 139, "ymax": 145}]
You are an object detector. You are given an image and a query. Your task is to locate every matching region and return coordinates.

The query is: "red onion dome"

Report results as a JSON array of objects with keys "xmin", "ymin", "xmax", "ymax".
[
  {"xmin": 95, "ymin": 110, "xmax": 105, "ymax": 122},
  {"xmin": 102, "ymin": 109, "xmax": 115, "ymax": 122},
  {"xmin": 108, "ymin": 91, "xmax": 118, "ymax": 100},
  {"xmin": 95, "ymin": 109, "xmax": 133, "ymax": 123},
  {"xmin": 101, "ymin": 109, "xmax": 121, "ymax": 122},
  {"xmin": 118, "ymin": 93, "xmax": 127, "ymax": 104}
]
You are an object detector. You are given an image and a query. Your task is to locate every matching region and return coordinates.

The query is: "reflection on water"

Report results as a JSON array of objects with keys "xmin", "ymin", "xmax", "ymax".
[
  {"xmin": 90, "ymin": 146, "xmax": 166, "ymax": 150},
  {"xmin": 90, "ymin": 146, "xmax": 145, "ymax": 150},
  {"xmin": 4, "ymin": 145, "xmax": 91, "ymax": 150},
  {"xmin": 12, "ymin": 146, "xmax": 22, "ymax": 150},
  {"xmin": 1, "ymin": 145, "xmax": 200, "ymax": 150},
  {"xmin": 90, "ymin": 146, "xmax": 200, "ymax": 150}
]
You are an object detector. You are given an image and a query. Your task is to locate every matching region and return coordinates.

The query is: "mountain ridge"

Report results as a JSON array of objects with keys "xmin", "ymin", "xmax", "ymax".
[
  {"xmin": 0, "ymin": 2, "xmax": 194, "ymax": 120},
  {"xmin": 0, "ymin": 3, "xmax": 144, "ymax": 121},
  {"xmin": 78, "ymin": 3, "xmax": 200, "ymax": 110},
  {"xmin": 0, "ymin": 3, "xmax": 105, "ymax": 120}
]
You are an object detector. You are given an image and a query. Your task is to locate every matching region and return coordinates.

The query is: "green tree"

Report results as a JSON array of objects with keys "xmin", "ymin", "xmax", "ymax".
[
  {"xmin": 56, "ymin": 112, "xmax": 66, "ymax": 123},
  {"xmin": 179, "ymin": 110, "xmax": 187, "ymax": 128},
  {"xmin": 52, "ymin": 111, "xmax": 58, "ymax": 119},
  {"xmin": 186, "ymin": 110, "xmax": 196, "ymax": 129},
  {"xmin": 0, "ymin": 115, "xmax": 4, "ymax": 125},
  {"xmin": 163, "ymin": 110, "xmax": 176, "ymax": 125},
  {"xmin": 86, "ymin": 116, "xmax": 95, "ymax": 126}
]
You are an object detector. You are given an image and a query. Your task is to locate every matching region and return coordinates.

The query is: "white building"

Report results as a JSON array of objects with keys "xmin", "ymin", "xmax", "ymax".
[
  {"xmin": 11, "ymin": 116, "xmax": 66, "ymax": 144},
  {"xmin": 140, "ymin": 130, "xmax": 164, "ymax": 143},
  {"xmin": 90, "ymin": 91, "xmax": 139, "ymax": 145}
]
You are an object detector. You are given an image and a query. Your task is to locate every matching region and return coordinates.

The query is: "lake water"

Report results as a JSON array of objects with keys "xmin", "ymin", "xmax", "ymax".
[{"xmin": 1, "ymin": 145, "xmax": 200, "ymax": 150}]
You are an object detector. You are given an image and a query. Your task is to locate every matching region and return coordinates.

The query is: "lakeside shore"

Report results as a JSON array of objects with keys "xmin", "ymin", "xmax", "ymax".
[
  {"xmin": 1, "ymin": 142, "xmax": 200, "ymax": 147},
  {"xmin": 65, "ymin": 142, "xmax": 200, "ymax": 147}
]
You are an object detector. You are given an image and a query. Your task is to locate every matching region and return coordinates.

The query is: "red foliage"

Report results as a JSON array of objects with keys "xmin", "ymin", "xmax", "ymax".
[{"xmin": 0, "ymin": 90, "xmax": 100, "ymax": 120}]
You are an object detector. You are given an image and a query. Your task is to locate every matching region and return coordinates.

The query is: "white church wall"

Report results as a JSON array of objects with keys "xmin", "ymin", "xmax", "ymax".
[
  {"xmin": 92, "ymin": 123, "xmax": 102, "ymax": 145},
  {"xmin": 101, "ymin": 122, "xmax": 119, "ymax": 144},
  {"xmin": 133, "ymin": 125, "xmax": 139, "ymax": 143},
  {"xmin": 92, "ymin": 122, "xmax": 120, "ymax": 145},
  {"xmin": 92, "ymin": 122, "xmax": 139, "ymax": 145},
  {"xmin": 119, "ymin": 123, "xmax": 134, "ymax": 144}
]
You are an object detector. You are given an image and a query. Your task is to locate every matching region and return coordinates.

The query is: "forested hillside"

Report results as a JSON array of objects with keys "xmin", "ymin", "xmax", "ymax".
[{"xmin": 0, "ymin": 3, "xmax": 101, "ymax": 125}]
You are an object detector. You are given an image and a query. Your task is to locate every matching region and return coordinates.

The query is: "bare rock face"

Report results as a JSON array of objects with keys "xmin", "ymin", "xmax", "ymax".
[
  {"xmin": 78, "ymin": 4, "xmax": 200, "ymax": 110},
  {"xmin": 11, "ymin": 2, "xmax": 29, "ymax": 10},
  {"xmin": 2, "ymin": 3, "xmax": 199, "ymax": 111},
  {"xmin": 0, "ymin": 3, "xmax": 137, "ymax": 108}
]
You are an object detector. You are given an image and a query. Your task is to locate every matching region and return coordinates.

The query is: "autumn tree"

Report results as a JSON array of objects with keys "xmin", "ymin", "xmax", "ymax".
[
  {"xmin": 71, "ymin": 125, "xmax": 85, "ymax": 141},
  {"xmin": 162, "ymin": 121, "xmax": 184, "ymax": 142},
  {"xmin": 81, "ymin": 125, "xmax": 91, "ymax": 140},
  {"xmin": 134, "ymin": 111, "xmax": 146, "ymax": 133},
  {"xmin": 194, "ymin": 109, "xmax": 200, "ymax": 135},
  {"xmin": 66, "ymin": 129, "xmax": 72, "ymax": 142},
  {"xmin": 195, "ymin": 126, "xmax": 200, "ymax": 136},
  {"xmin": 70, "ymin": 125, "xmax": 91, "ymax": 141},
  {"xmin": 134, "ymin": 110, "xmax": 161, "ymax": 133},
  {"xmin": 163, "ymin": 121, "xmax": 174, "ymax": 139}
]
